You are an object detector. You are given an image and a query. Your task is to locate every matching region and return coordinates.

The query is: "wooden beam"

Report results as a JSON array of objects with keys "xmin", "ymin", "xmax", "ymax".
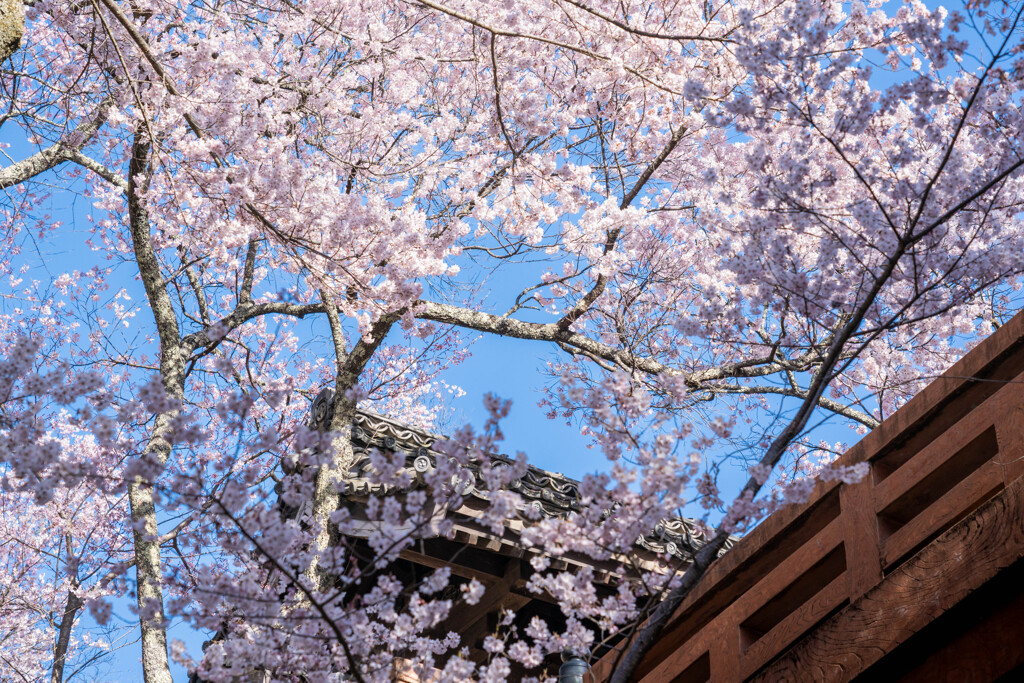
[
  {"xmin": 751, "ymin": 475, "xmax": 1024, "ymax": 682},
  {"xmin": 863, "ymin": 564, "xmax": 1024, "ymax": 682},
  {"xmin": 611, "ymin": 495, "xmax": 843, "ymax": 683},
  {"xmin": 460, "ymin": 591, "xmax": 533, "ymax": 654},
  {"xmin": 400, "ymin": 548, "xmax": 502, "ymax": 586},
  {"xmin": 443, "ymin": 559, "xmax": 520, "ymax": 638}
]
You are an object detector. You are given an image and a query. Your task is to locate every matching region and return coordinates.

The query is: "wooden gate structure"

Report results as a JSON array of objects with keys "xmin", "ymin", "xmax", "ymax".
[{"xmin": 592, "ymin": 313, "xmax": 1024, "ymax": 682}]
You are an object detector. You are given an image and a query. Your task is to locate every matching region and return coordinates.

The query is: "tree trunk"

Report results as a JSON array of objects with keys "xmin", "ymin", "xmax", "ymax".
[
  {"xmin": 128, "ymin": 466, "xmax": 174, "ymax": 683},
  {"xmin": 50, "ymin": 588, "xmax": 83, "ymax": 683},
  {"xmin": 0, "ymin": 0, "xmax": 24, "ymax": 62},
  {"xmin": 125, "ymin": 130, "xmax": 182, "ymax": 683},
  {"xmin": 304, "ymin": 392, "xmax": 358, "ymax": 591}
]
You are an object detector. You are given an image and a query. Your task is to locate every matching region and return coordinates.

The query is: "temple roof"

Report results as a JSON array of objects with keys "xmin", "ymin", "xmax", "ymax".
[{"xmin": 309, "ymin": 389, "xmax": 737, "ymax": 565}]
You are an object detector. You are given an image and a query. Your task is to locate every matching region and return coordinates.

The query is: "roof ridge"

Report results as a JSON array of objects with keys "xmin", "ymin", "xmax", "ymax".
[{"xmin": 308, "ymin": 388, "xmax": 736, "ymax": 561}]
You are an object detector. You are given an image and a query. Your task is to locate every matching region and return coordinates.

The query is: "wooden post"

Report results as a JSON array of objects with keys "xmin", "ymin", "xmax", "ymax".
[
  {"xmin": 839, "ymin": 474, "xmax": 882, "ymax": 601},
  {"xmin": 708, "ymin": 620, "xmax": 739, "ymax": 683},
  {"xmin": 995, "ymin": 396, "xmax": 1024, "ymax": 487}
]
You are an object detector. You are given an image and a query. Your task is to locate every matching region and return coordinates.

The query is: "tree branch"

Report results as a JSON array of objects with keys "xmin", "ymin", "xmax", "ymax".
[
  {"xmin": 49, "ymin": 587, "xmax": 82, "ymax": 683},
  {"xmin": 710, "ymin": 382, "xmax": 880, "ymax": 428},
  {"xmin": 0, "ymin": 99, "xmax": 111, "ymax": 189}
]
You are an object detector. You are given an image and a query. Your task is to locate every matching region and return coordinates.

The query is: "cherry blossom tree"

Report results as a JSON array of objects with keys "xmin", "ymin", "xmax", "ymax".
[{"xmin": 3, "ymin": 0, "xmax": 1024, "ymax": 680}]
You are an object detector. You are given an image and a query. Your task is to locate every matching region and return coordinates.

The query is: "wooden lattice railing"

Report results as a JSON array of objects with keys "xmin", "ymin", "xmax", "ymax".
[{"xmin": 593, "ymin": 313, "xmax": 1024, "ymax": 683}]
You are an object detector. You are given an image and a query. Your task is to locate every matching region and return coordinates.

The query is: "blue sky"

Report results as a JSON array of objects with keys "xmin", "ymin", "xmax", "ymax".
[{"xmin": 3, "ymin": 0, "xmax": 1004, "ymax": 677}]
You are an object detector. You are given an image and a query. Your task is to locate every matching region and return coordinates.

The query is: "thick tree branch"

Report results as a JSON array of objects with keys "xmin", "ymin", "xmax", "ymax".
[
  {"xmin": 124, "ymin": 129, "xmax": 179, "ymax": 683},
  {"xmin": 0, "ymin": 0, "xmax": 24, "ymax": 63},
  {"xmin": 68, "ymin": 150, "xmax": 127, "ymax": 191},
  {"xmin": 181, "ymin": 301, "xmax": 324, "ymax": 354},
  {"xmin": 49, "ymin": 587, "xmax": 82, "ymax": 683},
  {"xmin": 0, "ymin": 99, "xmax": 111, "ymax": 189},
  {"xmin": 416, "ymin": 299, "xmax": 823, "ymax": 385},
  {"xmin": 304, "ymin": 296, "xmax": 400, "ymax": 593},
  {"xmin": 239, "ymin": 239, "xmax": 259, "ymax": 305}
]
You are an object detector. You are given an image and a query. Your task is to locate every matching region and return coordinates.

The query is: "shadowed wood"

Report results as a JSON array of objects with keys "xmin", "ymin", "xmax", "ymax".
[
  {"xmin": 632, "ymin": 618, "xmax": 731, "ymax": 683},
  {"xmin": 880, "ymin": 458, "xmax": 1003, "ymax": 569},
  {"xmin": 731, "ymin": 518, "xmax": 844, "ymax": 629},
  {"xmin": 740, "ymin": 572, "xmax": 847, "ymax": 680},
  {"xmin": 860, "ymin": 559, "xmax": 1024, "ymax": 682},
  {"xmin": 873, "ymin": 413, "xmax": 998, "ymax": 514},
  {"xmin": 751, "ymin": 476, "xmax": 1024, "ymax": 682},
  {"xmin": 674, "ymin": 651, "xmax": 710, "ymax": 683},
  {"xmin": 636, "ymin": 523, "xmax": 844, "ymax": 683},
  {"xmin": 442, "ymin": 559, "xmax": 520, "ymax": 636},
  {"xmin": 400, "ymin": 548, "xmax": 503, "ymax": 585},
  {"xmin": 617, "ymin": 488, "xmax": 843, "ymax": 683}
]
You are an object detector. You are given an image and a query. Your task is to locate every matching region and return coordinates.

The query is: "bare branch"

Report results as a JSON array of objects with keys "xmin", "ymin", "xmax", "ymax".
[
  {"xmin": 0, "ymin": 99, "xmax": 111, "ymax": 189},
  {"xmin": 554, "ymin": 0, "xmax": 731, "ymax": 42},
  {"xmin": 710, "ymin": 382, "xmax": 880, "ymax": 428}
]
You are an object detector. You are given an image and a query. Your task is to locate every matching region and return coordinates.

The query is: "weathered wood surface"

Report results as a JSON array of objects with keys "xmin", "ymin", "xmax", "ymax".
[
  {"xmin": 750, "ymin": 476, "xmax": 1024, "ymax": 683},
  {"xmin": 604, "ymin": 489, "xmax": 844, "ymax": 683},
  {"xmin": 833, "ymin": 312, "xmax": 1024, "ymax": 475},
  {"xmin": 872, "ymin": 416, "xmax": 996, "ymax": 513},
  {"xmin": 731, "ymin": 517, "xmax": 845, "ymax": 634},
  {"xmin": 620, "ymin": 323, "xmax": 1024, "ymax": 675},
  {"xmin": 995, "ymin": 400, "xmax": 1024, "ymax": 486},
  {"xmin": 625, "ymin": 615, "xmax": 728, "ymax": 683}
]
